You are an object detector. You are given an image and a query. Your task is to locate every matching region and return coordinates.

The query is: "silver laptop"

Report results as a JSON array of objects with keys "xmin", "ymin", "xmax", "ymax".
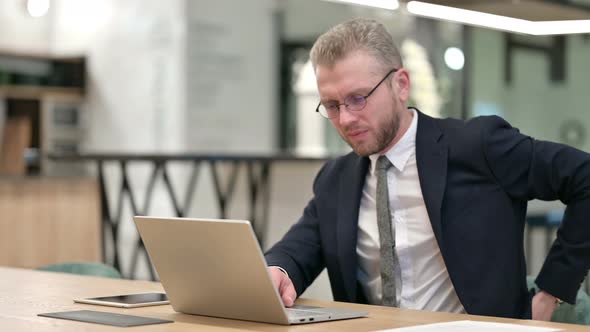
[{"xmin": 134, "ymin": 216, "xmax": 368, "ymax": 325}]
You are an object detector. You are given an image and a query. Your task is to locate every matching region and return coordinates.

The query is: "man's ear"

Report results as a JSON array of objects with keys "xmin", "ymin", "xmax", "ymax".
[{"xmin": 394, "ymin": 69, "xmax": 411, "ymax": 103}]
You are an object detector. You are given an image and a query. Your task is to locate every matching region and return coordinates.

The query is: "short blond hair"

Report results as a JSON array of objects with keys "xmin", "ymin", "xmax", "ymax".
[{"xmin": 310, "ymin": 18, "xmax": 402, "ymax": 71}]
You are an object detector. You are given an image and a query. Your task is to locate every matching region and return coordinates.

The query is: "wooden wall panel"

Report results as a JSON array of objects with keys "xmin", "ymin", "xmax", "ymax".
[{"xmin": 0, "ymin": 177, "xmax": 101, "ymax": 268}]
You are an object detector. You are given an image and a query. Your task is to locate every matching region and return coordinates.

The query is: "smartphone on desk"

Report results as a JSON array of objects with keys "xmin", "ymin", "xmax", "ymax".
[{"xmin": 74, "ymin": 292, "xmax": 169, "ymax": 308}]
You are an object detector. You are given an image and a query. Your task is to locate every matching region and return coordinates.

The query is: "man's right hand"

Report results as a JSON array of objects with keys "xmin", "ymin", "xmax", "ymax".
[{"xmin": 268, "ymin": 267, "xmax": 296, "ymax": 307}]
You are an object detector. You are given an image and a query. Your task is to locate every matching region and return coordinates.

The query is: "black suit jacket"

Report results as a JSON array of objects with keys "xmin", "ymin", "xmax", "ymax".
[{"xmin": 265, "ymin": 110, "xmax": 590, "ymax": 318}]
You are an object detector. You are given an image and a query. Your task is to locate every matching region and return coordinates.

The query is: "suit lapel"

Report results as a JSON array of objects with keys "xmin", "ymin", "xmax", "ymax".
[
  {"xmin": 415, "ymin": 110, "xmax": 448, "ymax": 247},
  {"xmin": 337, "ymin": 155, "xmax": 369, "ymax": 302}
]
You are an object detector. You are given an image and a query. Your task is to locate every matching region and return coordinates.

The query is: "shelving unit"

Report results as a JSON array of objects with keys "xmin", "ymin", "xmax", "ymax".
[
  {"xmin": 0, "ymin": 51, "xmax": 85, "ymax": 175},
  {"xmin": 0, "ymin": 85, "xmax": 83, "ymax": 99}
]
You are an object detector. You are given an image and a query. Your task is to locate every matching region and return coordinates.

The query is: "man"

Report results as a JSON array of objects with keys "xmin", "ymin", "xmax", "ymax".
[{"xmin": 264, "ymin": 18, "xmax": 590, "ymax": 320}]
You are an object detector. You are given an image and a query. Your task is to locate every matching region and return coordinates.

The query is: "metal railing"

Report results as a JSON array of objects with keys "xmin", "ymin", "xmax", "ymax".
[{"xmin": 50, "ymin": 152, "xmax": 327, "ymax": 280}]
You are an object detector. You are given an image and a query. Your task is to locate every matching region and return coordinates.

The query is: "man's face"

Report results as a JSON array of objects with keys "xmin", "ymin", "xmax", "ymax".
[{"xmin": 315, "ymin": 51, "xmax": 409, "ymax": 157}]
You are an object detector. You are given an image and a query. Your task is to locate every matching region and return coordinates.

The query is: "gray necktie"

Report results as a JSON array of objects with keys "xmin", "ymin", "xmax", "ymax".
[{"xmin": 376, "ymin": 155, "xmax": 399, "ymax": 307}]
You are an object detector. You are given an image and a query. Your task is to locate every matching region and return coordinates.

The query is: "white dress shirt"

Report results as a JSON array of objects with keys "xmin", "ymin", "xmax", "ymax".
[{"xmin": 356, "ymin": 109, "xmax": 465, "ymax": 313}]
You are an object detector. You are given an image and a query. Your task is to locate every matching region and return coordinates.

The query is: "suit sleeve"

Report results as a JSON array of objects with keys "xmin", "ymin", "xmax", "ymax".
[
  {"xmin": 481, "ymin": 116, "xmax": 590, "ymax": 303},
  {"xmin": 264, "ymin": 164, "xmax": 328, "ymax": 297}
]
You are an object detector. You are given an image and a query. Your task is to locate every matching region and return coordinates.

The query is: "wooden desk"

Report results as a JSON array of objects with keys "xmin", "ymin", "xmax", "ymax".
[{"xmin": 0, "ymin": 267, "xmax": 584, "ymax": 331}]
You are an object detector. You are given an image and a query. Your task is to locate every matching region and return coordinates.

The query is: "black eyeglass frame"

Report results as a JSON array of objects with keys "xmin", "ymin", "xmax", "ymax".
[{"xmin": 315, "ymin": 68, "xmax": 399, "ymax": 119}]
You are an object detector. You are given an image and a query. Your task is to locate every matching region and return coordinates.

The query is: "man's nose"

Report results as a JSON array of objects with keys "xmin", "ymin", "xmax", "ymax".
[{"xmin": 337, "ymin": 105, "xmax": 357, "ymax": 126}]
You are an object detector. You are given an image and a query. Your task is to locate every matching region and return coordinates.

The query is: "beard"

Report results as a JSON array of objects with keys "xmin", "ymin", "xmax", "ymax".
[{"xmin": 342, "ymin": 108, "xmax": 400, "ymax": 157}]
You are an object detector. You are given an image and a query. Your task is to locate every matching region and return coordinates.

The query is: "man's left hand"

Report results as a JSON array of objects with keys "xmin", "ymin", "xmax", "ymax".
[{"xmin": 532, "ymin": 290, "xmax": 559, "ymax": 321}]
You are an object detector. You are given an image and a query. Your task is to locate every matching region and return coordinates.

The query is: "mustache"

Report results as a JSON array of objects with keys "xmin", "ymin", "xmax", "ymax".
[{"xmin": 344, "ymin": 126, "xmax": 367, "ymax": 135}]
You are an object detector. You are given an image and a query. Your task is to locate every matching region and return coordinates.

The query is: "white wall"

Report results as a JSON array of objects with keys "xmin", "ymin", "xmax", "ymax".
[
  {"xmin": 185, "ymin": 0, "xmax": 277, "ymax": 153},
  {"xmin": 0, "ymin": 1, "xmax": 52, "ymax": 53},
  {"xmin": 52, "ymin": 0, "xmax": 186, "ymax": 153}
]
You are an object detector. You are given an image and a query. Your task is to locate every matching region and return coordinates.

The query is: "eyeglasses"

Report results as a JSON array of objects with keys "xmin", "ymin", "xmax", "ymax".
[{"xmin": 315, "ymin": 68, "xmax": 398, "ymax": 119}]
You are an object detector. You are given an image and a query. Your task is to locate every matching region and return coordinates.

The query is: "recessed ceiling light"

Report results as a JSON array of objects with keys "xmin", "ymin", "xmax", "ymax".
[
  {"xmin": 324, "ymin": 0, "xmax": 399, "ymax": 11},
  {"xmin": 444, "ymin": 47, "xmax": 464, "ymax": 71},
  {"xmin": 27, "ymin": 0, "xmax": 50, "ymax": 18}
]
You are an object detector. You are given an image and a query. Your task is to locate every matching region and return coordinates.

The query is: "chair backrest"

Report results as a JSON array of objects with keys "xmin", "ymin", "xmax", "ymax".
[{"xmin": 36, "ymin": 262, "xmax": 122, "ymax": 279}]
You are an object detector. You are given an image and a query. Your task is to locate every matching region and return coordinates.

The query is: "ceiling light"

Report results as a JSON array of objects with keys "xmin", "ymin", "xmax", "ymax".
[
  {"xmin": 406, "ymin": 1, "xmax": 590, "ymax": 35},
  {"xmin": 325, "ymin": 0, "xmax": 399, "ymax": 11},
  {"xmin": 534, "ymin": 20, "xmax": 590, "ymax": 35},
  {"xmin": 444, "ymin": 47, "xmax": 464, "ymax": 71},
  {"xmin": 27, "ymin": 0, "xmax": 50, "ymax": 18}
]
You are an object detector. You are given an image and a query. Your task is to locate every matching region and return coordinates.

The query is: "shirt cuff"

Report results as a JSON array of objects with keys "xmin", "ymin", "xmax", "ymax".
[{"xmin": 269, "ymin": 266, "xmax": 290, "ymax": 279}]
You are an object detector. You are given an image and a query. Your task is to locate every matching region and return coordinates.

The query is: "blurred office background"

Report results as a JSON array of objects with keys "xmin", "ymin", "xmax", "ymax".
[{"xmin": 1, "ymin": 0, "xmax": 589, "ymax": 301}]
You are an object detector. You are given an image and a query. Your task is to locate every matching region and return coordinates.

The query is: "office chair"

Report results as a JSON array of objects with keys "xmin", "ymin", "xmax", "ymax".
[{"xmin": 36, "ymin": 262, "xmax": 122, "ymax": 279}]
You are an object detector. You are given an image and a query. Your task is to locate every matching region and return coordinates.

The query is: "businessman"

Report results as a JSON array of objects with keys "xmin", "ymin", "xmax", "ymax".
[{"xmin": 264, "ymin": 18, "xmax": 590, "ymax": 321}]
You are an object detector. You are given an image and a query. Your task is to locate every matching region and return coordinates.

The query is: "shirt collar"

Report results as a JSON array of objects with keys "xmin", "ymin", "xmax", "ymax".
[{"xmin": 369, "ymin": 108, "xmax": 418, "ymax": 175}]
